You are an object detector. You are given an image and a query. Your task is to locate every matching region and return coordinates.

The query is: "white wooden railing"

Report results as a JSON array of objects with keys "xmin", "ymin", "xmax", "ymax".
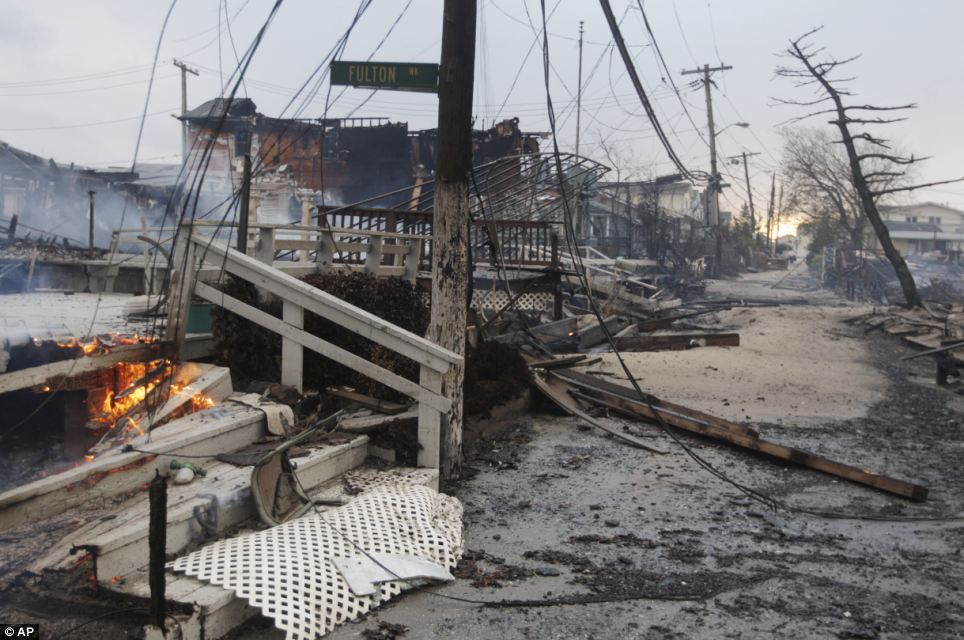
[{"xmin": 165, "ymin": 224, "xmax": 460, "ymax": 470}]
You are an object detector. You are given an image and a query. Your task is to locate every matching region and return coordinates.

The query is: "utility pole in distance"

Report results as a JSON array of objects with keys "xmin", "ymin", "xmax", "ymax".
[
  {"xmin": 574, "ymin": 20, "xmax": 585, "ymax": 238},
  {"xmin": 430, "ymin": 0, "xmax": 476, "ymax": 481},
  {"xmin": 681, "ymin": 63, "xmax": 731, "ymax": 276},
  {"xmin": 728, "ymin": 150, "xmax": 760, "ymax": 253},
  {"xmin": 173, "ymin": 59, "xmax": 199, "ymax": 163}
]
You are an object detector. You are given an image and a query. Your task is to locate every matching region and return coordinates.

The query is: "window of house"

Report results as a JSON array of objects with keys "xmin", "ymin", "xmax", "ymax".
[
  {"xmin": 905, "ymin": 216, "xmax": 918, "ymax": 223},
  {"xmin": 928, "ymin": 216, "xmax": 942, "ymax": 225}
]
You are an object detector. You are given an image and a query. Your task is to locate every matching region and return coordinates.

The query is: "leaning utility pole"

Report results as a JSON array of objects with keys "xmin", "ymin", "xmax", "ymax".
[
  {"xmin": 173, "ymin": 59, "xmax": 199, "ymax": 163},
  {"xmin": 765, "ymin": 171, "xmax": 776, "ymax": 255},
  {"xmin": 681, "ymin": 63, "xmax": 731, "ymax": 276},
  {"xmin": 574, "ymin": 20, "xmax": 585, "ymax": 237},
  {"xmin": 429, "ymin": 0, "xmax": 476, "ymax": 481},
  {"xmin": 729, "ymin": 151, "xmax": 760, "ymax": 252},
  {"xmin": 575, "ymin": 21, "xmax": 584, "ymax": 158}
]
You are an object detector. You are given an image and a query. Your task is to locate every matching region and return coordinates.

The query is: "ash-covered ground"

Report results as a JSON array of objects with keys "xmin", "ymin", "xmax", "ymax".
[{"xmin": 313, "ymin": 271, "xmax": 964, "ymax": 640}]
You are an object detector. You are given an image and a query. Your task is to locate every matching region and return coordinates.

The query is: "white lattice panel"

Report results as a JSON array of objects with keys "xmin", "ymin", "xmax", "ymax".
[
  {"xmin": 169, "ymin": 485, "xmax": 463, "ymax": 640},
  {"xmin": 472, "ymin": 288, "xmax": 553, "ymax": 312}
]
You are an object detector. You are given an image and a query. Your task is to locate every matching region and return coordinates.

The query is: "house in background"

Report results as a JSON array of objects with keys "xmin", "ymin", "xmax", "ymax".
[
  {"xmin": 865, "ymin": 202, "xmax": 964, "ymax": 259},
  {"xmin": 584, "ymin": 174, "xmax": 705, "ymax": 259}
]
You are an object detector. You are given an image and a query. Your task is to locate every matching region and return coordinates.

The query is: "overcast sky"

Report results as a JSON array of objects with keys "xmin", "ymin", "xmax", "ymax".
[{"xmin": 2, "ymin": 0, "xmax": 962, "ymax": 219}]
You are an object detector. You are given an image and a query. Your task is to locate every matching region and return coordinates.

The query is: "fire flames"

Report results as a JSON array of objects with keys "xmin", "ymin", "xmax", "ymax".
[{"xmin": 30, "ymin": 333, "xmax": 216, "ymax": 462}]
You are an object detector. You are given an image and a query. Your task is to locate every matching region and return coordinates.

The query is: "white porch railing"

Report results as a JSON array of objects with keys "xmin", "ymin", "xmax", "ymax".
[{"xmin": 165, "ymin": 225, "xmax": 460, "ymax": 470}]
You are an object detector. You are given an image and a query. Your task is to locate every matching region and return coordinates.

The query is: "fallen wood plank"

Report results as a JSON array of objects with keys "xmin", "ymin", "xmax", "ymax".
[
  {"xmin": 552, "ymin": 369, "xmax": 758, "ymax": 438},
  {"xmin": 328, "ymin": 388, "xmax": 409, "ymax": 415},
  {"xmin": 637, "ymin": 307, "xmax": 726, "ymax": 332},
  {"xmin": 526, "ymin": 354, "xmax": 588, "ymax": 369},
  {"xmin": 338, "ymin": 408, "xmax": 419, "ymax": 433},
  {"xmin": 900, "ymin": 340, "xmax": 964, "ymax": 361},
  {"xmin": 567, "ymin": 380, "xmax": 928, "ymax": 502},
  {"xmin": 532, "ymin": 374, "xmax": 667, "ymax": 454},
  {"xmin": 613, "ymin": 332, "xmax": 740, "ymax": 352}
]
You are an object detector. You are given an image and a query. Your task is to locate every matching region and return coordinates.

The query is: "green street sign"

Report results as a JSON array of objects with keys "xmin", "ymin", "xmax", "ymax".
[{"xmin": 330, "ymin": 61, "xmax": 439, "ymax": 93}]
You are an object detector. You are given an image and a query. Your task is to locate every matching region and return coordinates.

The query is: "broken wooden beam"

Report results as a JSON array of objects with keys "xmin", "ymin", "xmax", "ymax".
[
  {"xmin": 613, "ymin": 332, "xmax": 740, "ymax": 352},
  {"xmin": 552, "ymin": 369, "xmax": 758, "ymax": 438},
  {"xmin": 532, "ymin": 373, "xmax": 667, "ymax": 454},
  {"xmin": 555, "ymin": 371, "xmax": 928, "ymax": 502},
  {"xmin": 526, "ymin": 354, "xmax": 587, "ymax": 369}
]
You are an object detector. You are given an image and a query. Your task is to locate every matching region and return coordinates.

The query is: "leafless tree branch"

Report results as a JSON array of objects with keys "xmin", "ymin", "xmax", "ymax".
[{"xmin": 872, "ymin": 177, "xmax": 964, "ymax": 197}]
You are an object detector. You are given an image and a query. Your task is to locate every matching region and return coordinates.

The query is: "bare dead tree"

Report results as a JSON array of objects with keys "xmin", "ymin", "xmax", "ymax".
[
  {"xmin": 775, "ymin": 27, "xmax": 964, "ymax": 308},
  {"xmin": 780, "ymin": 127, "xmax": 910, "ymax": 248}
]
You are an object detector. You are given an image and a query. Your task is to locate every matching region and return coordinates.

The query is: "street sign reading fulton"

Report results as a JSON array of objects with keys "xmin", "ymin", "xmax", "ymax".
[{"xmin": 330, "ymin": 61, "xmax": 439, "ymax": 93}]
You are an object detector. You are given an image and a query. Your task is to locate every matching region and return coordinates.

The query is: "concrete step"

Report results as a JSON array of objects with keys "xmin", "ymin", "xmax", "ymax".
[{"xmin": 120, "ymin": 465, "xmax": 439, "ymax": 640}]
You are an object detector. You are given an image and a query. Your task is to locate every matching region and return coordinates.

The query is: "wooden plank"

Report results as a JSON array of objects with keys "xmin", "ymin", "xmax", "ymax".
[
  {"xmin": 526, "ymin": 354, "xmax": 587, "ymax": 369},
  {"xmin": 532, "ymin": 373, "xmax": 667, "ymax": 454},
  {"xmin": 614, "ymin": 332, "xmax": 740, "ymax": 352},
  {"xmin": 339, "ymin": 408, "xmax": 419, "ymax": 433},
  {"xmin": 0, "ymin": 342, "xmax": 160, "ymax": 395},
  {"xmin": 329, "ymin": 387, "xmax": 409, "ymax": 414},
  {"xmin": 568, "ymin": 379, "xmax": 928, "ymax": 502},
  {"xmin": 553, "ymin": 368, "xmax": 758, "ymax": 438},
  {"xmin": 900, "ymin": 340, "xmax": 964, "ymax": 361},
  {"xmin": 194, "ymin": 282, "xmax": 450, "ymax": 413}
]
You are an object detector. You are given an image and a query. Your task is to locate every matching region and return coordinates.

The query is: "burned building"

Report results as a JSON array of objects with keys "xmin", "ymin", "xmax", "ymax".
[{"xmin": 180, "ymin": 97, "xmax": 542, "ymax": 210}]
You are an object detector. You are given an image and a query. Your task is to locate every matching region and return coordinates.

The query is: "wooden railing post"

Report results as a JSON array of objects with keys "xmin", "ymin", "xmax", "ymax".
[
  {"xmin": 140, "ymin": 216, "xmax": 150, "ymax": 295},
  {"xmin": 254, "ymin": 227, "xmax": 274, "ymax": 265},
  {"xmin": 417, "ymin": 365, "xmax": 443, "ymax": 476},
  {"xmin": 281, "ymin": 300, "xmax": 304, "ymax": 392},
  {"xmin": 364, "ymin": 236, "xmax": 383, "ymax": 276},
  {"xmin": 402, "ymin": 241, "xmax": 420, "ymax": 283},
  {"xmin": 318, "ymin": 231, "xmax": 335, "ymax": 272},
  {"xmin": 164, "ymin": 225, "xmax": 196, "ymax": 359}
]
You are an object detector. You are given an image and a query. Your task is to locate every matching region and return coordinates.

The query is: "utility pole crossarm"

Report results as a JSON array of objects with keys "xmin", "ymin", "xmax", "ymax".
[
  {"xmin": 680, "ymin": 64, "xmax": 733, "ymax": 76},
  {"xmin": 173, "ymin": 60, "xmax": 199, "ymax": 163}
]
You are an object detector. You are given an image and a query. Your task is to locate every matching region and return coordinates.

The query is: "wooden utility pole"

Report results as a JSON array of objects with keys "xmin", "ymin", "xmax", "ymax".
[
  {"xmin": 429, "ymin": 0, "xmax": 476, "ymax": 481},
  {"xmin": 575, "ymin": 20, "xmax": 584, "ymax": 158},
  {"xmin": 765, "ymin": 172, "xmax": 776, "ymax": 255},
  {"xmin": 173, "ymin": 59, "xmax": 199, "ymax": 163},
  {"xmin": 574, "ymin": 20, "xmax": 585, "ymax": 238},
  {"xmin": 729, "ymin": 151, "xmax": 760, "ymax": 242},
  {"xmin": 87, "ymin": 190, "xmax": 96, "ymax": 257},
  {"xmin": 681, "ymin": 63, "xmax": 731, "ymax": 276}
]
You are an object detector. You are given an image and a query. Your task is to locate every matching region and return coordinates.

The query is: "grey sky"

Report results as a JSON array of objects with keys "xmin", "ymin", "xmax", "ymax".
[{"xmin": 1, "ymin": 0, "xmax": 962, "ymax": 217}]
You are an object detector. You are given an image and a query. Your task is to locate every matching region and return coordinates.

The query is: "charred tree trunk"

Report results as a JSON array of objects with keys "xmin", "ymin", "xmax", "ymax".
[{"xmin": 784, "ymin": 32, "xmax": 923, "ymax": 307}]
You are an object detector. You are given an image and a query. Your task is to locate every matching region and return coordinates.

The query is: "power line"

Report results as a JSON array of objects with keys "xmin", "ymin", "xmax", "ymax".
[
  {"xmin": 598, "ymin": 0, "xmax": 701, "ymax": 182},
  {"xmin": 0, "ymin": 108, "xmax": 174, "ymax": 132}
]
